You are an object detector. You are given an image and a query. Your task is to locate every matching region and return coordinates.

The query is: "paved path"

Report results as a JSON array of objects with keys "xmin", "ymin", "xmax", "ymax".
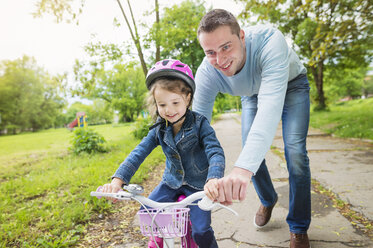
[{"xmin": 211, "ymin": 113, "xmax": 373, "ymax": 247}]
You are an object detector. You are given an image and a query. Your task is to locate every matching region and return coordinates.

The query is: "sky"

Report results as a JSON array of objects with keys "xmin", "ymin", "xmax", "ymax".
[{"xmin": 0, "ymin": 0, "xmax": 243, "ymax": 77}]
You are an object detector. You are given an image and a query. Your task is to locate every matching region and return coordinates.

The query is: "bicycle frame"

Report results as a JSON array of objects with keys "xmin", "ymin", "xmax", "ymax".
[
  {"xmin": 146, "ymin": 194, "xmax": 198, "ymax": 248},
  {"xmin": 91, "ymin": 184, "xmax": 237, "ymax": 248},
  {"xmin": 177, "ymin": 195, "xmax": 197, "ymax": 248}
]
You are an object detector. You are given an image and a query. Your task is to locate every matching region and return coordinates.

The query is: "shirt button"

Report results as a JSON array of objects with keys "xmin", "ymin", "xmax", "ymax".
[
  {"xmin": 177, "ymin": 170, "xmax": 183, "ymax": 175},
  {"xmin": 172, "ymin": 154, "xmax": 180, "ymax": 160}
]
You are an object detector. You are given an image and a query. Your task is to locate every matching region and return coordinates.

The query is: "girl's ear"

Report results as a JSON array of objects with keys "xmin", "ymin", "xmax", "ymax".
[{"xmin": 186, "ymin": 93, "xmax": 192, "ymax": 104}]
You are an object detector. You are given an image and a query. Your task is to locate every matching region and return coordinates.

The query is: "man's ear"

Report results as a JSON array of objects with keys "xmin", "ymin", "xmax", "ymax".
[{"xmin": 240, "ymin": 29, "xmax": 245, "ymax": 43}]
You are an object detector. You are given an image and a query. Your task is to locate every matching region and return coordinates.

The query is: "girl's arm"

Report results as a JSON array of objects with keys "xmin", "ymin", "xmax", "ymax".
[
  {"xmin": 101, "ymin": 129, "xmax": 159, "ymax": 202},
  {"xmin": 112, "ymin": 128, "xmax": 159, "ymax": 184}
]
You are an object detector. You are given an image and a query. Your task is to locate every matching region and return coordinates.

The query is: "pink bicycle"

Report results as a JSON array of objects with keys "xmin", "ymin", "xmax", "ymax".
[{"xmin": 91, "ymin": 184, "xmax": 238, "ymax": 248}]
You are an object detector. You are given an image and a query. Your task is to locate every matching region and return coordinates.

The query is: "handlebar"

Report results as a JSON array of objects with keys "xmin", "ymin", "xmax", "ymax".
[{"xmin": 90, "ymin": 185, "xmax": 238, "ymax": 216}]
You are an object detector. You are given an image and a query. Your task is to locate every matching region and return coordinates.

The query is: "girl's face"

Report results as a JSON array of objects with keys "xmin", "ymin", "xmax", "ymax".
[{"xmin": 154, "ymin": 87, "xmax": 190, "ymax": 125}]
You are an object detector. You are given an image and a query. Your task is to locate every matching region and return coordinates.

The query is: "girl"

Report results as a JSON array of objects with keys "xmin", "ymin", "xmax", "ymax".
[{"xmin": 100, "ymin": 59, "xmax": 225, "ymax": 248}]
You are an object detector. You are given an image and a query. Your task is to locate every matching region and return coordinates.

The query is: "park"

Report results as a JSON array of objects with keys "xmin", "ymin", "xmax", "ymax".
[{"xmin": 0, "ymin": 0, "xmax": 372, "ymax": 247}]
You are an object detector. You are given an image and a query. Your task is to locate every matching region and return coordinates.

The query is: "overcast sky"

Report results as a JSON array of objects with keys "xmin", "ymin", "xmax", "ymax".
[{"xmin": 0, "ymin": 0, "xmax": 242, "ymax": 76}]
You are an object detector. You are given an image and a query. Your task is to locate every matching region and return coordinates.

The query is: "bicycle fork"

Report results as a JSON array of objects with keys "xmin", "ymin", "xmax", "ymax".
[{"xmin": 147, "ymin": 194, "xmax": 197, "ymax": 248}]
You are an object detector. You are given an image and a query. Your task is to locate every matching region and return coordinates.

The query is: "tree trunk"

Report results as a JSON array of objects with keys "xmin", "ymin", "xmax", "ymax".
[
  {"xmin": 310, "ymin": 61, "xmax": 326, "ymax": 110},
  {"xmin": 117, "ymin": 0, "xmax": 148, "ymax": 76},
  {"xmin": 155, "ymin": 0, "xmax": 160, "ymax": 62}
]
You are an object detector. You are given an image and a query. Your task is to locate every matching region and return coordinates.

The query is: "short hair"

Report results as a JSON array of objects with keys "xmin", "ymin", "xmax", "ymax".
[
  {"xmin": 146, "ymin": 77, "xmax": 193, "ymax": 120},
  {"xmin": 197, "ymin": 9, "xmax": 241, "ymax": 37}
]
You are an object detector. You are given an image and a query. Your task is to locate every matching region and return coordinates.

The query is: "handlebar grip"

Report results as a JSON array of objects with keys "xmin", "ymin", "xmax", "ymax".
[
  {"xmin": 198, "ymin": 197, "xmax": 239, "ymax": 216},
  {"xmin": 95, "ymin": 186, "xmax": 103, "ymax": 199}
]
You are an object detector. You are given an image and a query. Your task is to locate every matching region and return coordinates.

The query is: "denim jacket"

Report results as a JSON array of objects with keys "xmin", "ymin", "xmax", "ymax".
[{"xmin": 112, "ymin": 110, "xmax": 225, "ymax": 190}]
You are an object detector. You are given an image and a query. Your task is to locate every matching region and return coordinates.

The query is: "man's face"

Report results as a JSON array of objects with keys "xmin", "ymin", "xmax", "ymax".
[{"xmin": 199, "ymin": 25, "xmax": 246, "ymax": 77}]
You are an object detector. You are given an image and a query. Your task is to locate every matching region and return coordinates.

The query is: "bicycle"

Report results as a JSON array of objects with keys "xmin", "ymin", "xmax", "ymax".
[{"xmin": 91, "ymin": 184, "xmax": 238, "ymax": 248}]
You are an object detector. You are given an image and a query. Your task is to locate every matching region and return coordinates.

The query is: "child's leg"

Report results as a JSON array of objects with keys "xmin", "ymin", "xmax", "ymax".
[
  {"xmin": 143, "ymin": 182, "xmax": 181, "ymax": 248},
  {"xmin": 145, "ymin": 182, "xmax": 181, "ymax": 204},
  {"xmin": 189, "ymin": 205, "xmax": 218, "ymax": 248},
  {"xmin": 181, "ymin": 185, "xmax": 217, "ymax": 248}
]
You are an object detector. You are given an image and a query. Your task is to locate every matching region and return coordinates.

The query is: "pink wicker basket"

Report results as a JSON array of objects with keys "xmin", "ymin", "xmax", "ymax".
[{"xmin": 137, "ymin": 208, "xmax": 190, "ymax": 238}]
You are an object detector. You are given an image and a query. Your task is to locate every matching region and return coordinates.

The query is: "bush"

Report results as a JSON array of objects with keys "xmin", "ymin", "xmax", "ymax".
[
  {"xmin": 71, "ymin": 128, "xmax": 107, "ymax": 154},
  {"xmin": 5, "ymin": 124, "xmax": 20, "ymax": 135},
  {"xmin": 132, "ymin": 116, "xmax": 153, "ymax": 140}
]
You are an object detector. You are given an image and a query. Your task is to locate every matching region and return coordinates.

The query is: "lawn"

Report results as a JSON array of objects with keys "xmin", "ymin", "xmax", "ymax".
[
  {"xmin": 310, "ymin": 98, "xmax": 373, "ymax": 140},
  {"xmin": 0, "ymin": 124, "xmax": 164, "ymax": 247}
]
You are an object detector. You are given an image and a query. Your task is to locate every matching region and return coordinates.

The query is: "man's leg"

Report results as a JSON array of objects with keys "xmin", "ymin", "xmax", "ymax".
[
  {"xmin": 281, "ymin": 75, "xmax": 311, "ymax": 235},
  {"xmin": 241, "ymin": 96, "xmax": 277, "ymax": 207}
]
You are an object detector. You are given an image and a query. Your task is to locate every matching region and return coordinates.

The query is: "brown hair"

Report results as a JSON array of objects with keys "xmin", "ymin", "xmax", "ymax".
[
  {"xmin": 197, "ymin": 9, "xmax": 241, "ymax": 37},
  {"xmin": 146, "ymin": 77, "xmax": 193, "ymax": 120}
]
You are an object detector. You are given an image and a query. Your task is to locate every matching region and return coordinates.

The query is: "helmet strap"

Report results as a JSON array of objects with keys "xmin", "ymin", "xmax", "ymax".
[{"xmin": 149, "ymin": 109, "xmax": 189, "ymax": 130}]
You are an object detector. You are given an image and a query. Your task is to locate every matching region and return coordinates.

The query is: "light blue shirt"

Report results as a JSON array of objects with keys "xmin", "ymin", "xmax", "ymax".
[{"xmin": 192, "ymin": 25, "xmax": 306, "ymax": 174}]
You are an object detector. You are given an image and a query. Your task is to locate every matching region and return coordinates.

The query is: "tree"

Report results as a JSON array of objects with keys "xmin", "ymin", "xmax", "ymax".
[
  {"xmin": 0, "ymin": 56, "xmax": 65, "ymax": 133},
  {"xmin": 324, "ymin": 67, "xmax": 366, "ymax": 102},
  {"xmin": 73, "ymin": 60, "xmax": 147, "ymax": 122},
  {"xmin": 213, "ymin": 93, "xmax": 241, "ymax": 115},
  {"xmin": 362, "ymin": 70, "xmax": 373, "ymax": 98},
  {"xmin": 146, "ymin": 0, "xmax": 206, "ymax": 72},
  {"xmin": 66, "ymin": 100, "xmax": 113, "ymax": 125},
  {"xmin": 34, "ymin": 0, "xmax": 161, "ymax": 77},
  {"xmin": 237, "ymin": 0, "xmax": 373, "ymax": 109},
  {"xmin": 115, "ymin": 0, "xmax": 154, "ymax": 75}
]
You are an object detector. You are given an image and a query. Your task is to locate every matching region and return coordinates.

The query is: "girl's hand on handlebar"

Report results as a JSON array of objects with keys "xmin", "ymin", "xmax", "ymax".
[
  {"xmin": 100, "ymin": 178, "xmax": 124, "ymax": 203},
  {"xmin": 204, "ymin": 178, "xmax": 219, "ymax": 201}
]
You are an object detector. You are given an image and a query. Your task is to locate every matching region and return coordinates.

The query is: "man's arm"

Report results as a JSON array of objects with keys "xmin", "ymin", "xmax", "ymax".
[
  {"xmin": 234, "ymin": 29, "xmax": 289, "ymax": 175},
  {"xmin": 218, "ymin": 29, "xmax": 290, "ymax": 205},
  {"xmin": 192, "ymin": 60, "xmax": 219, "ymax": 122}
]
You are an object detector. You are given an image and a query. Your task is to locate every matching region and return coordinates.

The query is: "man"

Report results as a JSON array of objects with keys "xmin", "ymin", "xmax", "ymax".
[{"xmin": 193, "ymin": 9, "xmax": 311, "ymax": 248}]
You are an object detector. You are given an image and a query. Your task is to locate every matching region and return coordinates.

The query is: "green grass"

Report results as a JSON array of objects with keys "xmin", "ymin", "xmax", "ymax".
[
  {"xmin": 0, "ymin": 124, "xmax": 165, "ymax": 247},
  {"xmin": 310, "ymin": 98, "xmax": 373, "ymax": 140}
]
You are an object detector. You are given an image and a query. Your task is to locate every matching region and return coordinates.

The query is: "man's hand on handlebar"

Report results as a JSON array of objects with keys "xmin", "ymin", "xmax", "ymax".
[{"xmin": 217, "ymin": 167, "xmax": 253, "ymax": 205}]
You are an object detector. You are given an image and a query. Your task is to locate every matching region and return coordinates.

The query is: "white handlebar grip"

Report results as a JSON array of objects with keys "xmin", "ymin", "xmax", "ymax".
[
  {"xmin": 198, "ymin": 197, "xmax": 215, "ymax": 211},
  {"xmin": 198, "ymin": 196, "xmax": 239, "ymax": 216},
  {"xmin": 95, "ymin": 186, "xmax": 103, "ymax": 199}
]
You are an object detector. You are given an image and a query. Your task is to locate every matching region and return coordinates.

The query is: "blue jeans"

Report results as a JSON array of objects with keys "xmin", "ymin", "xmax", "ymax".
[
  {"xmin": 147, "ymin": 182, "xmax": 218, "ymax": 248},
  {"xmin": 241, "ymin": 74, "xmax": 311, "ymax": 234}
]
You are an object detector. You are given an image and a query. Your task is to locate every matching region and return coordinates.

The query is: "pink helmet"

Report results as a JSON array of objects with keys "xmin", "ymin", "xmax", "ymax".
[{"xmin": 146, "ymin": 59, "xmax": 195, "ymax": 93}]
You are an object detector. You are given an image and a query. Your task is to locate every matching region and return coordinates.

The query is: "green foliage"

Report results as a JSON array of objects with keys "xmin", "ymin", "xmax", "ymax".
[
  {"xmin": 132, "ymin": 115, "xmax": 153, "ymax": 140},
  {"xmin": 310, "ymin": 98, "xmax": 373, "ymax": 140},
  {"xmin": 213, "ymin": 93, "xmax": 241, "ymax": 115},
  {"xmin": 65, "ymin": 100, "xmax": 113, "ymax": 126},
  {"xmin": 237, "ymin": 0, "xmax": 373, "ymax": 109},
  {"xmin": 33, "ymin": 0, "xmax": 85, "ymax": 24},
  {"xmin": 73, "ymin": 60, "xmax": 147, "ymax": 122},
  {"xmin": 323, "ymin": 67, "xmax": 366, "ymax": 103},
  {"xmin": 363, "ymin": 72, "xmax": 373, "ymax": 97},
  {"xmin": 0, "ymin": 56, "xmax": 66, "ymax": 133},
  {"xmin": 71, "ymin": 128, "xmax": 107, "ymax": 154},
  {"xmin": 147, "ymin": 0, "xmax": 206, "ymax": 72},
  {"xmin": 0, "ymin": 124, "xmax": 165, "ymax": 246}
]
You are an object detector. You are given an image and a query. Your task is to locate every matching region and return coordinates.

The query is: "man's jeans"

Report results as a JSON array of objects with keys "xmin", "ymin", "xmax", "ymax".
[{"xmin": 241, "ymin": 74, "xmax": 311, "ymax": 234}]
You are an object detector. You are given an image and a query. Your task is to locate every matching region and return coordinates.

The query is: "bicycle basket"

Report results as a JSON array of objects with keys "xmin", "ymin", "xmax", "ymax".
[{"xmin": 137, "ymin": 208, "xmax": 190, "ymax": 238}]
